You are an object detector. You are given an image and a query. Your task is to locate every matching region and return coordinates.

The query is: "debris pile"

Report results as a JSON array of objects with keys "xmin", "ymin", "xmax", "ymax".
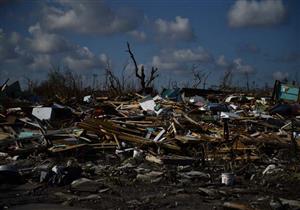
[{"xmin": 0, "ymin": 81, "xmax": 300, "ymax": 209}]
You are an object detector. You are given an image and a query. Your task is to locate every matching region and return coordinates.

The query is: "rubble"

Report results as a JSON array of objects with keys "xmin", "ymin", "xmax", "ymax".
[{"xmin": 0, "ymin": 80, "xmax": 300, "ymax": 209}]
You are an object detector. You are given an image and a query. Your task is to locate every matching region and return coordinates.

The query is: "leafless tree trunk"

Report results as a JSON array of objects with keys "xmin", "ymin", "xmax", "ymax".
[
  {"xmin": 121, "ymin": 61, "xmax": 129, "ymax": 90},
  {"xmin": 104, "ymin": 61, "xmax": 122, "ymax": 94},
  {"xmin": 126, "ymin": 42, "xmax": 158, "ymax": 92},
  {"xmin": 191, "ymin": 64, "xmax": 210, "ymax": 89},
  {"xmin": 220, "ymin": 70, "xmax": 233, "ymax": 89},
  {"xmin": 203, "ymin": 72, "xmax": 210, "ymax": 89}
]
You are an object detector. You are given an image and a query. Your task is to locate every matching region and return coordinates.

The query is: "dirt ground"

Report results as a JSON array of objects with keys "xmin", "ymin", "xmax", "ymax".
[{"xmin": 1, "ymin": 153, "xmax": 299, "ymax": 210}]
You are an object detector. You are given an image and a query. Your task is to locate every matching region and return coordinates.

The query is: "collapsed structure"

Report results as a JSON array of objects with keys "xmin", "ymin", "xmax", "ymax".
[{"xmin": 0, "ymin": 80, "xmax": 300, "ymax": 209}]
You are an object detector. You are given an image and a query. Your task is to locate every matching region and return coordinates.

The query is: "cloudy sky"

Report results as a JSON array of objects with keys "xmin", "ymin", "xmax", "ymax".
[{"xmin": 0, "ymin": 0, "xmax": 299, "ymax": 88}]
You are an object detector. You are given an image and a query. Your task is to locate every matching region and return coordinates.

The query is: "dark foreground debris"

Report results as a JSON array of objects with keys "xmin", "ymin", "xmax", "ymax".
[{"xmin": 0, "ymin": 82, "xmax": 300, "ymax": 210}]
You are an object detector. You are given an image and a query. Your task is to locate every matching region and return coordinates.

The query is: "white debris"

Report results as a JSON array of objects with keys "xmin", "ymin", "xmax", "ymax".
[{"xmin": 32, "ymin": 107, "xmax": 53, "ymax": 120}]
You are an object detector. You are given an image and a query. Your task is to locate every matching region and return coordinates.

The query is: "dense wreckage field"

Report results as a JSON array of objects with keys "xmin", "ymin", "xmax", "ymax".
[{"xmin": 1, "ymin": 85, "xmax": 300, "ymax": 210}]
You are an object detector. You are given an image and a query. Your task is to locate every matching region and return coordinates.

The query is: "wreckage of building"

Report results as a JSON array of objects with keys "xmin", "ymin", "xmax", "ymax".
[{"xmin": 0, "ymin": 79, "xmax": 300, "ymax": 209}]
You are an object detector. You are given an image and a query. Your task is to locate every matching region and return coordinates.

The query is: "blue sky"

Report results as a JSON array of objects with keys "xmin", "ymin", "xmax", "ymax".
[{"xmin": 0, "ymin": 0, "xmax": 299, "ymax": 89}]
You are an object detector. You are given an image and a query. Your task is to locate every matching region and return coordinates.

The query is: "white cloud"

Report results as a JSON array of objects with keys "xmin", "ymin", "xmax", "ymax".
[
  {"xmin": 75, "ymin": 46, "xmax": 94, "ymax": 59},
  {"xmin": 63, "ymin": 46, "xmax": 107, "ymax": 71},
  {"xmin": 0, "ymin": 31, "xmax": 22, "ymax": 61},
  {"xmin": 28, "ymin": 23, "xmax": 73, "ymax": 54},
  {"xmin": 99, "ymin": 53, "xmax": 109, "ymax": 64},
  {"xmin": 14, "ymin": 46, "xmax": 35, "ymax": 65},
  {"xmin": 216, "ymin": 55, "xmax": 229, "ymax": 68},
  {"xmin": 215, "ymin": 55, "xmax": 255, "ymax": 75},
  {"xmin": 154, "ymin": 16, "xmax": 195, "ymax": 41},
  {"xmin": 152, "ymin": 46, "xmax": 212, "ymax": 71},
  {"xmin": 172, "ymin": 47, "xmax": 211, "ymax": 63},
  {"xmin": 42, "ymin": 1, "xmax": 143, "ymax": 35},
  {"xmin": 64, "ymin": 56, "xmax": 95, "ymax": 71},
  {"xmin": 128, "ymin": 30, "xmax": 147, "ymax": 42},
  {"xmin": 152, "ymin": 56, "xmax": 180, "ymax": 70},
  {"xmin": 27, "ymin": 23, "xmax": 108, "ymax": 71},
  {"xmin": 0, "ymin": 27, "xmax": 109, "ymax": 83},
  {"xmin": 228, "ymin": 0, "xmax": 286, "ymax": 27},
  {"xmin": 272, "ymin": 71, "xmax": 289, "ymax": 80},
  {"xmin": 29, "ymin": 54, "xmax": 51, "ymax": 70},
  {"xmin": 233, "ymin": 58, "xmax": 255, "ymax": 74}
]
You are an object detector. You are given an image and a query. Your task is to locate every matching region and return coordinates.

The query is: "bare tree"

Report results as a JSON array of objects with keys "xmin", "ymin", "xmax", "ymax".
[
  {"xmin": 202, "ymin": 72, "xmax": 211, "ymax": 89},
  {"xmin": 191, "ymin": 64, "xmax": 210, "ymax": 89},
  {"xmin": 103, "ymin": 58, "xmax": 137, "ymax": 94},
  {"xmin": 104, "ymin": 60, "xmax": 122, "ymax": 94},
  {"xmin": 126, "ymin": 42, "xmax": 158, "ymax": 92},
  {"xmin": 31, "ymin": 65, "xmax": 86, "ymax": 99},
  {"xmin": 220, "ymin": 69, "xmax": 233, "ymax": 89},
  {"xmin": 121, "ymin": 60, "xmax": 129, "ymax": 90}
]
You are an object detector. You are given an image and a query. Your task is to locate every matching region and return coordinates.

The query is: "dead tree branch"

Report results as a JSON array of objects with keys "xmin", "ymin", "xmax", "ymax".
[
  {"xmin": 220, "ymin": 69, "xmax": 233, "ymax": 90},
  {"xmin": 126, "ymin": 42, "xmax": 159, "ymax": 92},
  {"xmin": 105, "ymin": 61, "xmax": 121, "ymax": 94},
  {"xmin": 191, "ymin": 64, "xmax": 210, "ymax": 89}
]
